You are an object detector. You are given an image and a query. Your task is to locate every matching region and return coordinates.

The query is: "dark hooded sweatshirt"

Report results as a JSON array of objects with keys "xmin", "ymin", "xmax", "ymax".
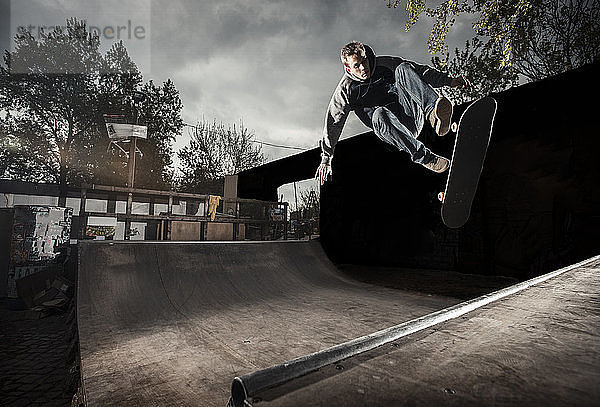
[{"xmin": 320, "ymin": 45, "xmax": 452, "ymax": 165}]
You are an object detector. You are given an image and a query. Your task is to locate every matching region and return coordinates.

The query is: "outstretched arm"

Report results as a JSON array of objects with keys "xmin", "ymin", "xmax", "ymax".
[
  {"xmin": 318, "ymin": 79, "xmax": 350, "ymax": 185},
  {"xmin": 392, "ymin": 58, "xmax": 471, "ymax": 90}
]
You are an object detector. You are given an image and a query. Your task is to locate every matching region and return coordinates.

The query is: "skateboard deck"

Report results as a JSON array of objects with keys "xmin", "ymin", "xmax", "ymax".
[{"xmin": 439, "ymin": 97, "xmax": 497, "ymax": 228}]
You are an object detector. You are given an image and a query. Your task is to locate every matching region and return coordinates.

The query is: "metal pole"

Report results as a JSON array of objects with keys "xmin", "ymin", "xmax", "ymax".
[
  {"xmin": 283, "ymin": 202, "xmax": 288, "ymax": 240},
  {"xmin": 127, "ymin": 92, "xmax": 143, "ymax": 189},
  {"xmin": 293, "ymin": 181, "xmax": 299, "ymax": 218},
  {"xmin": 79, "ymin": 189, "xmax": 87, "ymax": 240},
  {"xmin": 167, "ymin": 195, "xmax": 173, "ymax": 240},
  {"xmin": 293, "ymin": 182, "xmax": 299, "ymax": 239},
  {"xmin": 125, "ymin": 192, "xmax": 133, "ymax": 240},
  {"xmin": 127, "ymin": 137, "xmax": 137, "ymax": 188}
]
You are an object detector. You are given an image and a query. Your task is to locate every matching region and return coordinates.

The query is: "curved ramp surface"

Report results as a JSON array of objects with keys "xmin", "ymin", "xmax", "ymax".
[{"xmin": 77, "ymin": 241, "xmax": 458, "ymax": 406}]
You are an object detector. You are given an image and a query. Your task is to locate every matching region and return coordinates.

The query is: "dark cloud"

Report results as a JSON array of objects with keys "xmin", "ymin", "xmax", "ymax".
[
  {"xmin": 149, "ymin": 0, "xmax": 353, "ymax": 67},
  {"xmin": 146, "ymin": 0, "xmax": 434, "ymax": 160}
]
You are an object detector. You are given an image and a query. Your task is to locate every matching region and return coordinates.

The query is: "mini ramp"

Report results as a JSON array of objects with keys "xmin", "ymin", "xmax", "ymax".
[
  {"xmin": 77, "ymin": 241, "xmax": 600, "ymax": 406},
  {"xmin": 77, "ymin": 240, "xmax": 458, "ymax": 406}
]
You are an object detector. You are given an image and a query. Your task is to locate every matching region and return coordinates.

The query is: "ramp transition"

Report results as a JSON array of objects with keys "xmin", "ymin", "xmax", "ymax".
[{"xmin": 77, "ymin": 241, "xmax": 458, "ymax": 406}]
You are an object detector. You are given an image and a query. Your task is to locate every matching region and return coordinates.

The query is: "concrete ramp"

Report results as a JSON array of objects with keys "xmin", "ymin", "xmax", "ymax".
[{"xmin": 77, "ymin": 241, "xmax": 458, "ymax": 406}]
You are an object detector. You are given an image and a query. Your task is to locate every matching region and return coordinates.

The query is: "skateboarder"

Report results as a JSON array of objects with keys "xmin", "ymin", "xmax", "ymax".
[{"xmin": 315, "ymin": 41, "xmax": 471, "ymax": 185}]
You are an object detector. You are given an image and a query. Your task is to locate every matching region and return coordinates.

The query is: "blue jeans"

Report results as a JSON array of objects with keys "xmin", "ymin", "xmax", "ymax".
[{"xmin": 372, "ymin": 62, "xmax": 440, "ymax": 164}]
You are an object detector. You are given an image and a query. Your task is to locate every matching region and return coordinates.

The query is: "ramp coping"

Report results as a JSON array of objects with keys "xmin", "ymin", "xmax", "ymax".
[
  {"xmin": 229, "ymin": 254, "xmax": 600, "ymax": 407},
  {"xmin": 77, "ymin": 239, "xmax": 307, "ymax": 245}
]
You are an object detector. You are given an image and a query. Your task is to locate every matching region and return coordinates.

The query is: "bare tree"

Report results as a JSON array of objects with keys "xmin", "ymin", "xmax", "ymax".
[
  {"xmin": 298, "ymin": 185, "xmax": 320, "ymax": 220},
  {"xmin": 177, "ymin": 118, "xmax": 266, "ymax": 192}
]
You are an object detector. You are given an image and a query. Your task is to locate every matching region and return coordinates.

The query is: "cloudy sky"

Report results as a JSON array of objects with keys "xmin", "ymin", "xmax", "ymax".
[
  {"xmin": 146, "ymin": 0, "xmax": 474, "ymax": 159},
  {"xmin": 7, "ymin": 0, "xmax": 475, "ymax": 203}
]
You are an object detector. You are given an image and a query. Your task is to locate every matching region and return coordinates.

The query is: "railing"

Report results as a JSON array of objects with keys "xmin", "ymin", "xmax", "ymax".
[{"xmin": 79, "ymin": 184, "xmax": 288, "ymax": 241}]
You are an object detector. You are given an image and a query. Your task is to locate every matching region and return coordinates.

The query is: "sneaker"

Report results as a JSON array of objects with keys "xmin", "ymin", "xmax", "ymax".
[
  {"xmin": 421, "ymin": 154, "xmax": 450, "ymax": 173},
  {"xmin": 429, "ymin": 97, "xmax": 453, "ymax": 136}
]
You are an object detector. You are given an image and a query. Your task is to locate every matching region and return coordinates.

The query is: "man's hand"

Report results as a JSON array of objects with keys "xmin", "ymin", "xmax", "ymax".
[
  {"xmin": 450, "ymin": 76, "xmax": 472, "ymax": 89},
  {"xmin": 315, "ymin": 163, "xmax": 332, "ymax": 186}
]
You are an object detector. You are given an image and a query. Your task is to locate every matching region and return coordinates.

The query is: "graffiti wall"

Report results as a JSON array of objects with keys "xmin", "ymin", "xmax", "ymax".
[{"xmin": 6, "ymin": 206, "xmax": 72, "ymax": 297}]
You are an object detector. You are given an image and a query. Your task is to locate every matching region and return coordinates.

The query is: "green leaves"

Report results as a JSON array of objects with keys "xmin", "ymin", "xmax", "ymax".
[{"xmin": 394, "ymin": 0, "xmax": 599, "ymax": 100}]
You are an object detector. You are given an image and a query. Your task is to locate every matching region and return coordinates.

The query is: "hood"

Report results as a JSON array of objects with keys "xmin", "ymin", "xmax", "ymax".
[{"xmin": 344, "ymin": 44, "xmax": 377, "ymax": 83}]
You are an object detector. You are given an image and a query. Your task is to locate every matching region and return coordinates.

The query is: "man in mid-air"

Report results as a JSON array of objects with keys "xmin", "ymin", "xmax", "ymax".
[{"xmin": 316, "ymin": 41, "xmax": 471, "ymax": 185}]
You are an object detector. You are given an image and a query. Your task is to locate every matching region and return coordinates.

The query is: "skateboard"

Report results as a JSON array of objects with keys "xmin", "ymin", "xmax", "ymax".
[{"xmin": 438, "ymin": 97, "xmax": 497, "ymax": 228}]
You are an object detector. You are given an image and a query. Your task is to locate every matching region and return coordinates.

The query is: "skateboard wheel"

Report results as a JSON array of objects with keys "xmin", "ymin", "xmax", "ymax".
[
  {"xmin": 451, "ymin": 122, "xmax": 457, "ymax": 133},
  {"xmin": 438, "ymin": 192, "xmax": 445, "ymax": 202}
]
